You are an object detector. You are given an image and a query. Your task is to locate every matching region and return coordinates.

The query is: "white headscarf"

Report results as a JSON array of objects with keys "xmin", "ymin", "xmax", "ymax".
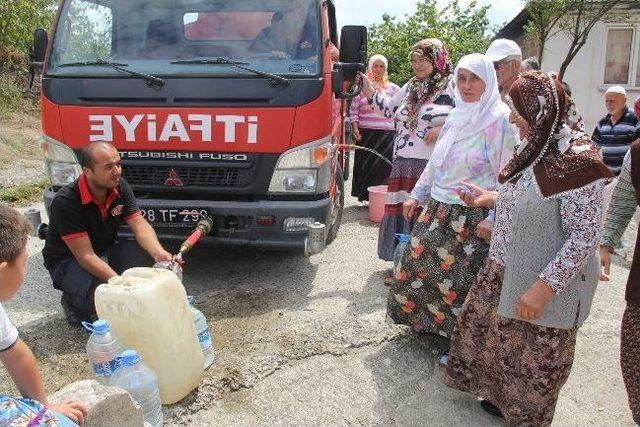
[
  {"xmin": 430, "ymin": 53, "xmax": 511, "ymax": 167},
  {"xmin": 368, "ymin": 54, "xmax": 388, "ymax": 70}
]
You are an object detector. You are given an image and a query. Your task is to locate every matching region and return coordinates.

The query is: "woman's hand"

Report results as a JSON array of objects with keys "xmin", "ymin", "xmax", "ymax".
[
  {"xmin": 515, "ymin": 279, "xmax": 555, "ymax": 321},
  {"xmin": 402, "ymin": 198, "xmax": 419, "ymax": 220},
  {"xmin": 424, "ymin": 126, "xmax": 442, "ymax": 144},
  {"xmin": 352, "ymin": 123, "xmax": 362, "ymax": 142},
  {"xmin": 358, "ymin": 72, "xmax": 375, "ymax": 99},
  {"xmin": 455, "ymin": 181, "xmax": 498, "ymax": 209},
  {"xmin": 475, "ymin": 220, "xmax": 493, "ymax": 242},
  {"xmin": 49, "ymin": 401, "xmax": 88, "ymax": 426},
  {"xmin": 600, "ymin": 245, "xmax": 613, "ymax": 281}
]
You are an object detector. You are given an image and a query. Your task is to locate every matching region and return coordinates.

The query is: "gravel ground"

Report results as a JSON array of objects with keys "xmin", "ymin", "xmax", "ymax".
[{"xmin": 0, "ymin": 180, "xmax": 638, "ymax": 426}]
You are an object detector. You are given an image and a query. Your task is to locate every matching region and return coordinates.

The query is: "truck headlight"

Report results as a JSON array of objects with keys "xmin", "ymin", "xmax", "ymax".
[
  {"xmin": 268, "ymin": 136, "xmax": 333, "ymax": 194},
  {"xmin": 41, "ymin": 136, "xmax": 81, "ymax": 187}
]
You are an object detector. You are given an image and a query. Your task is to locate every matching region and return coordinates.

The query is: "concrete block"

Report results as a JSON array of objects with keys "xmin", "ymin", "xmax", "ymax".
[{"xmin": 49, "ymin": 380, "xmax": 145, "ymax": 427}]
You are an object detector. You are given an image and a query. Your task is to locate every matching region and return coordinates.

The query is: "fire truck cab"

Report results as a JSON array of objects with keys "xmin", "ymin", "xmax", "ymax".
[{"xmin": 33, "ymin": 0, "xmax": 366, "ymax": 252}]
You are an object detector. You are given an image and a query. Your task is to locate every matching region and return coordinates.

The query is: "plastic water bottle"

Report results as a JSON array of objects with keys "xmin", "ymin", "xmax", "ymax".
[
  {"xmin": 110, "ymin": 350, "xmax": 163, "ymax": 427},
  {"xmin": 82, "ymin": 319, "xmax": 124, "ymax": 385},
  {"xmin": 188, "ymin": 296, "xmax": 215, "ymax": 369},
  {"xmin": 393, "ymin": 233, "xmax": 410, "ymax": 274},
  {"xmin": 153, "ymin": 260, "xmax": 183, "ymax": 280}
]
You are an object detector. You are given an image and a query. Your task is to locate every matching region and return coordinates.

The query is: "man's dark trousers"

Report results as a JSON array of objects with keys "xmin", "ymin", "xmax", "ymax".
[{"xmin": 48, "ymin": 240, "xmax": 152, "ymax": 319}]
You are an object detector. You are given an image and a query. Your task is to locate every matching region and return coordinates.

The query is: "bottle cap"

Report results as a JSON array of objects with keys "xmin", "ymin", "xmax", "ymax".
[
  {"xmin": 82, "ymin": 319, "xmax": 110, "ymax": 334},
  {"xmin": 395, "ymin": 233, "xmax": 410, "ymax": 243},
  {"xmin": 117, "ymin": 350, "xmax": 140, "ymax": 366}
]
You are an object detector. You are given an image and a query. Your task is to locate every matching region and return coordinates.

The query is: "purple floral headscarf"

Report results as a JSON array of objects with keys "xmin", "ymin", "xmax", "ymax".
[{"xmin": 405, "ymin": 38, "xmax": 452, "ymax": 131}]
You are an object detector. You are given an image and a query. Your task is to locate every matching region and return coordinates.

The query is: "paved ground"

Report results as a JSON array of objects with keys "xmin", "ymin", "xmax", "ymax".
[{"xmin": 0, "ymin": 181, "xmax": 638, "ymax": 426}]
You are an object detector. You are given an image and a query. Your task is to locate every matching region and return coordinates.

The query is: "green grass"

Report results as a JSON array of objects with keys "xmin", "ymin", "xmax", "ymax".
[{"xmin": 0, "ymin": 180, "xmax": 48, "ymax": 206}]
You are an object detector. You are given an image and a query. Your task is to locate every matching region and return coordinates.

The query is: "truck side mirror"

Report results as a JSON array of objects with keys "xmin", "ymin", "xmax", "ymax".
[
  {"xmin": 339, "ymin": 25, "xmax": 367, "ymax": 80},
  {"xmin": 33, "ymin": 28, "xmax": 48, "ymax": 64},
  {"xmin": 28, "ymin": 28, "xmax": 48, "ymax": 90}
]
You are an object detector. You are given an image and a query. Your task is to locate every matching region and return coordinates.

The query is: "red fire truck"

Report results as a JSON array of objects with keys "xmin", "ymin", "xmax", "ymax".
[{"xmin": 33, "ymin": 0, "xmax": 366, "ymax": 252}]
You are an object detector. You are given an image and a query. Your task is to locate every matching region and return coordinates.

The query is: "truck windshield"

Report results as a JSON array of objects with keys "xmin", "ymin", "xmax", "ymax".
[{"xmin": 47, "ymin": 0, "xmax": 321, "ymax": 77}]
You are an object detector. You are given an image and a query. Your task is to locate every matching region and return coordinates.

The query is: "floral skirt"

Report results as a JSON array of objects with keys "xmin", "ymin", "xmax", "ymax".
[
  {"xmin": 445, "ymin": 260, "xmax": 578, "ymax": 427},
  {"xmin": 0, "ymin": 396, "xmax": 79, "ymax": 427},
  {"xmin": 386, "ymin": 197, "xmax": 489, "ymax": 338},
  {"xmin": 621, "ymin": 303, "xmax": 640, "ymax": 424},
  {"xmin": 377, "ymin": 157, "xmax": 428, "ymax": 261}
]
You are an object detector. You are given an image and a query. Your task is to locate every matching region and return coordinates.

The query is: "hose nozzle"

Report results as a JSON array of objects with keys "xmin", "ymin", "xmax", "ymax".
[{"xmin": 178, "ymin": 215, "xmax": 213, "ymax": 256}]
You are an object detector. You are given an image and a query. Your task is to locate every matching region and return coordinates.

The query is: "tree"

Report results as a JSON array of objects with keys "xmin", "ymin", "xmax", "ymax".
[
  {"xmin": 0, "ymin": 0, "xmax": 57, "ymax": 59},
  {"xmin": 367, "ymin": 0, "xmax": 493, "ymax": 86},
  {"xmin": 524, "ymin": 0, "xmax": 568, "ymax": 64},
  {"xmin": 524, "ymin": 0, "xmax": 625, "ymax": 80}
]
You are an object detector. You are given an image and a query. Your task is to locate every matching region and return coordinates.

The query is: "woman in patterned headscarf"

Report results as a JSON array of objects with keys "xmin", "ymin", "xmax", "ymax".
[
  {"xmin": 444, "ymin": 71, "xmax": 612, "ymax": 426},
  {"xmin": 349, "ymin": 55, "xmax": 400, "ymax": 202},
  {"xmin": 359, "ymin": 39, "xmax": 454, "ymax": 266}
]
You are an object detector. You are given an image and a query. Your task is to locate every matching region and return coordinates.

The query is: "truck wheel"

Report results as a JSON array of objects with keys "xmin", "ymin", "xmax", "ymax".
[{"xmin": 326, "ymin": 170, "xmax": 344, "ymax": 244}]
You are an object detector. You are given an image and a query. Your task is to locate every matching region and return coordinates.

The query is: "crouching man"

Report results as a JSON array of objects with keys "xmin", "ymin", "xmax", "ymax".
[{"xmin": 42, "ymin": 141, "xmax": 172, "ymax": 325}]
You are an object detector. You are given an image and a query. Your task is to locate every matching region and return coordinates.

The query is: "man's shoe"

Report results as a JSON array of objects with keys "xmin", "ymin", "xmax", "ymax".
[
  {"xmin": 480, "ymin": 400, "xmax": 504, "ymax": 418},
  {"xmin": 60, "ymin": 295, "xmax": 96, "ymax": 327}
]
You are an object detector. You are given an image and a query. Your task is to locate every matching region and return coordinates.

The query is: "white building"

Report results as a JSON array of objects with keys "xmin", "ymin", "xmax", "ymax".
[{"xmin": 498, "ymin": 2, "xmax": 640, "ymax": 133}]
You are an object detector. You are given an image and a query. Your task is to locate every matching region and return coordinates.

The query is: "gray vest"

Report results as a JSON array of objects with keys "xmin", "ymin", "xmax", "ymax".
[{"xmin": 497, "ymin": 184, "xmax": 600, "ymax": 329}]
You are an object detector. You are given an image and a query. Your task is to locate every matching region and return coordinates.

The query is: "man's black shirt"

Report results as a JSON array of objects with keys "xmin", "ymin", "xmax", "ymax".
[{"xmin": 42, "ymin": 176, "xmax": 140, "ymax": 270}]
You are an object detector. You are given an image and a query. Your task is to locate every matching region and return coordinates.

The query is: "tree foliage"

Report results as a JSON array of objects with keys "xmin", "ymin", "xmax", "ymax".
[
  {"xmin": 0, "ymin": 0, "xmax": 57, "ymax": 61},
  {"xmin": 367, "ymin": 0, "xmax": 494, "ymax": 86},
  {"xmin": 524, "ymin": 0, "xmax": 625, "ymax": 80}
]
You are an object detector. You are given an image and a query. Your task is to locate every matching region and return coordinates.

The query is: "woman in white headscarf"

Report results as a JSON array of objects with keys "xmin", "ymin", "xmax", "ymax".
[
  {"xmin": 349, "ymin": 55, "xmax": 400, "ymax": 201},
  {"xmin": 387, "ymin": 54, "xmax": 517, "ymax": 344}
]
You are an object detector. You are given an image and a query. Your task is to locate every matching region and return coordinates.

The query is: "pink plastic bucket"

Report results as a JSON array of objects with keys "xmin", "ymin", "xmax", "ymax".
[{"xmin": 368, "ymin": 185, "xmax": 388, "ymax": 223}]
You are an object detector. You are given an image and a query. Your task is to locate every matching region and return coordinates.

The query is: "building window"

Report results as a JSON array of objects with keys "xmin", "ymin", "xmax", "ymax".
[{"xmin": 604, "ymin": 28, "xmax": 633, "ymax": 85}]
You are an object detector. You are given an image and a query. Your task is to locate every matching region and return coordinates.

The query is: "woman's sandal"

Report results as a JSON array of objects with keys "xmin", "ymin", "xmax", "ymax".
[{"xmin": 480, "ymin": 400, "xmax": 504, "ymax": 418}]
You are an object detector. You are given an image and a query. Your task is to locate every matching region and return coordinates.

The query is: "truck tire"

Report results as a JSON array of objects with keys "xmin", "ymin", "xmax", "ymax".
[{"xmin": 326, "ymin": 170, "xmax": 344, "ymax": 244}]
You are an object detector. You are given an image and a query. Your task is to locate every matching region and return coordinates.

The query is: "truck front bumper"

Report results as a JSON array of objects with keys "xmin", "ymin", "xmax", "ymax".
[{"xmin": 45, "ymin": 187, "xmax": 331, "ymax": 251}]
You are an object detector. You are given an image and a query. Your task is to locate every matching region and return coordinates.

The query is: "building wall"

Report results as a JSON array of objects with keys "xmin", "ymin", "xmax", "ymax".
[{"xmin": 542, "ymin": 12, "xmax": 640, "ymax": 134}]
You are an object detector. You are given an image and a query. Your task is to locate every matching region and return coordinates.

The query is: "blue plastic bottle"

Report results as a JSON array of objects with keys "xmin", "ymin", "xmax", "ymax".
[
  {"xmin": 110, "ymin": 350, "xmax": 163, "ymax": 427},
  {"xmin": 187, "ymin": 296, "xmax": 215, "ymax": 369},
  {"xmin": 82, "ymin": 319, "xmax": 124, "ymax": 385},
  {"xmin": 393, "ymin": 233, "xmax": 411, "ymax": 274}
]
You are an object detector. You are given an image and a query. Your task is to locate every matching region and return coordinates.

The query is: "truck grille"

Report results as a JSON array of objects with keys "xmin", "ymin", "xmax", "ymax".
[{"xmin": 122, "ymin": 164, "xmax": 253, "ymax": 188}]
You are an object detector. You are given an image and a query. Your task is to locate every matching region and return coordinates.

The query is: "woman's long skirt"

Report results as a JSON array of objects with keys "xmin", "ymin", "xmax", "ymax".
[
  {"xmin": 621, "ymin": 303, "xmax": 640, "ymax": 424},
  {"xmin": 386, "ymin": 197, "xmax": 489, "ymax": 337},
  {"xmin": 351, "ymin": 128, "xmax": 394, "ymax": 201},
  {"xmin": 445, "ymin": 260, "xmax": 578, "ymax": 427},
  {"xmin": 377, "ymin": 157, "xmax": 427, "ymax": 261}
]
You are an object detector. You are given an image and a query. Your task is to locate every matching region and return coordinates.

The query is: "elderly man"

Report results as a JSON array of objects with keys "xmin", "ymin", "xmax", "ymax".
[
  {"xmin": 485, "ymin": 39, "xmax": 522, "ymax": 98},
  {"xmin": 521, "ymin": 56, "xmax": 540, "ymax": 72},
  {"xmin": 592, "ymin": 86, "xmax": 640, "ymax": 175},
  {"xmin": 42, "ymin": 141, "xmax": 173, "ymax": 325}
]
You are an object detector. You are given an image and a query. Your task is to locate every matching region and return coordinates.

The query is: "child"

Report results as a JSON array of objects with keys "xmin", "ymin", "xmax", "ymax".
[{"xmin": 0, "ymin": 203, "xmax": 87, "ymax": 426}]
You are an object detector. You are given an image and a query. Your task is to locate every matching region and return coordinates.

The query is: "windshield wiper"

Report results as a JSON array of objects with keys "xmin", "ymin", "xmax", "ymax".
[
  {"xmin": 57, "ymin": 60, "xmax": 165, "ymax": 88},
  {"xmin": 171, "ymin": 57, "xmax": 290, "ymax": 87}
]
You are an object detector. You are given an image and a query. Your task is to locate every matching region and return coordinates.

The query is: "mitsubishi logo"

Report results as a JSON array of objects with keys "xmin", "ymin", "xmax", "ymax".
[{"xmin": 164, "ymin": 169, "xmax": 184, "ymax": 186}]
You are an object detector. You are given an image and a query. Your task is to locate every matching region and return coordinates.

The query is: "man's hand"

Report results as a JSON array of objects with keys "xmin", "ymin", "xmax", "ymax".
[
  {"xmin": 475, "ymin": 220, "xmax": 492, "ymax": 242},
  {"xmin": 600, "ymin": 245, "xmax": 613, "ymax": 281},
  {"xmin": 402, "ymin": 198, "xmax": 419, "ymax": 221},
  {"xmin": 516, "ymin": 279, "xmax": 555, "ymax": 321},
  {"xmin": 153, "ymin": 248, "xmax": 173, "ymax": 264},
  {"xmin": 49, "ymin": 401, "xmax": 87, "ymax": 426}
]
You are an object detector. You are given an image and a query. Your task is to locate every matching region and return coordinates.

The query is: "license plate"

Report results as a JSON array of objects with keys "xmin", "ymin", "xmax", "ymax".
[{"xmin": 140, "ymin": 208, "xmax": 209, "ymax": 226}]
